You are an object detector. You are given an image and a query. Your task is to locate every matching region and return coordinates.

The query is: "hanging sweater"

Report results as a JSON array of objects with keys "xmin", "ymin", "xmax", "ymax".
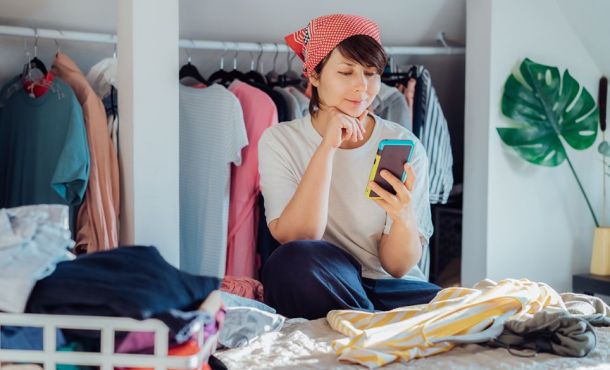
[{"xmin": 52, "ymin": 52, "xmax": 120, "ymax": 253}]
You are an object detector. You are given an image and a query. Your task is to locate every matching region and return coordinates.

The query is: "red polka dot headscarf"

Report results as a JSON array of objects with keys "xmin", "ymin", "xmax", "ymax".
[{"xmin": 284, "ymin": 14, "xmax": 382, "ymax": 77}]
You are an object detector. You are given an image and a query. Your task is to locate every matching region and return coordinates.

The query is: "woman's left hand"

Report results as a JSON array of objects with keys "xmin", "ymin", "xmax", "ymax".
[{"xmin": 368, "ymin": 163, "xmax": 417, "ymax": 224}]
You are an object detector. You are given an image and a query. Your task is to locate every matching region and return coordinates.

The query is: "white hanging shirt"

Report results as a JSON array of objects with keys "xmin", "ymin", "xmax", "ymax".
[
  {"xmin": 179, "ymin": 84, "xmax": 248, "ymax": 278},
  {"xmin": 86, "ymin": 57, "xmax": 117, "ymax": 99}
]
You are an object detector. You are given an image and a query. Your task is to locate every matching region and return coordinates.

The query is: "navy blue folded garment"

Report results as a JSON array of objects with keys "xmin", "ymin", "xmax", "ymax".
[{"xmin": 26, "ymin": 246, "xmax": 220, "ymax": 323}]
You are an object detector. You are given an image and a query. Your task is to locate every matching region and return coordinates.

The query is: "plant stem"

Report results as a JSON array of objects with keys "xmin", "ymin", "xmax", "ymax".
[
  {"xmin": 603, "ymin": 155, "xmax": 606, "ymax": 226},
  {"xmin": 565, "ymin": 154, "xmax": 600, "ymax": 227}
]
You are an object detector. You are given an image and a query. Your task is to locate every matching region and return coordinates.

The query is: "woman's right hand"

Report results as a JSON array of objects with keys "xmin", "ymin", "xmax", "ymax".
[{"xmin": 320, "ymin": 107, "xmax": 369, "ymax": 149}]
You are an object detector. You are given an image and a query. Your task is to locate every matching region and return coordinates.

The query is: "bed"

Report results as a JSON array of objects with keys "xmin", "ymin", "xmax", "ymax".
[{"xmin": 215, "ymin": 317, "xmax": 610, "ymax": 369}]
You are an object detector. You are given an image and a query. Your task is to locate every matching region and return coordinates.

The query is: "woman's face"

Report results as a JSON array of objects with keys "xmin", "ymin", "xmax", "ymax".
[{"xmin": 309, "ymin": 48, "xmax": 381, "ymax": 117}]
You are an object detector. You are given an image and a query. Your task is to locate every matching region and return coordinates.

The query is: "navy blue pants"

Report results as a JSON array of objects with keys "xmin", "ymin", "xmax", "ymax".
[{"xmin": 262, "ymin": 240, "xmax": 441, "ymax": 319}]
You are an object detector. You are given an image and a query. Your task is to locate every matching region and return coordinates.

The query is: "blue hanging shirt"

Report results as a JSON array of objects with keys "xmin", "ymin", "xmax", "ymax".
[{"xmin": 0, "ymin": 75, "xmax": 90, "ymax": 209}]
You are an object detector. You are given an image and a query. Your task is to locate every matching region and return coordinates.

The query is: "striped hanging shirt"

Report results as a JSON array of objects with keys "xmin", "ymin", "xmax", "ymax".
[{"xmin": 412, "ymin": 66, "xmax": 454, "ymax": 204}]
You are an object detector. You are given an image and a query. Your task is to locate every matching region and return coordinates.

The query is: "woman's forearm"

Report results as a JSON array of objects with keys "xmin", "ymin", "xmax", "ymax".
[
  {"xmin": 378, "ymin": 208, "xmax": 422, "ymax": 278},
  {"xmin": 270, "ymin": 143, "xmax": 336, "ymax": 243}
]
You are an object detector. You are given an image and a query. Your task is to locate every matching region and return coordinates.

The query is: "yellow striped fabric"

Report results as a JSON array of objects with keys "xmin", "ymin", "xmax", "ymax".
[{"xmin": 326, "ymin": 278, "xmax": 565, "ymax": 368}]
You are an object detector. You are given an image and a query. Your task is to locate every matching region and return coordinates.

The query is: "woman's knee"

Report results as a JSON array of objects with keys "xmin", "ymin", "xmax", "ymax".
[
  {"xmin": 263, "ymin": 240, "xmax": 359, "ymax": 279},
  {"xmin": 262, "ymin": 240, "xmax": 324, "ymax": 281},
  {"xmin": 261, "ymin": 240, "xmax": 370, "ymax": 319}
]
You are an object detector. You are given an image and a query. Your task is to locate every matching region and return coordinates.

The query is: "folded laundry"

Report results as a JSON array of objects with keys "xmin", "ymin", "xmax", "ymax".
[
  {"xmin": 25, "ymin": 245, "xmax": 220, "ymax": 346},
  {"xmin": 0, "ymin": 204, "xmax": 75, "ymax": 313}
]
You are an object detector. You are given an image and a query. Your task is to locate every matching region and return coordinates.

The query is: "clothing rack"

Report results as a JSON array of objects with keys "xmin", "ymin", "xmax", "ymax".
[{"xmin": 0, "ymin": 25, "xmax": 466, "ymax": 56}]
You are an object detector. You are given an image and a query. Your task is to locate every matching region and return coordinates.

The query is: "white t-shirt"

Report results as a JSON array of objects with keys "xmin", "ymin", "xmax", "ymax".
[{"xmin": 258, "ymin": 113, "xmax": 433, "ymax": 280}]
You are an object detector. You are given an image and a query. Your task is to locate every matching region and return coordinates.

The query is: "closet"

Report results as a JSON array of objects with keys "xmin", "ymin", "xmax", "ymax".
[{"xmin": 0, "ymin": 0, "xmax": 466, "ymax": 285}]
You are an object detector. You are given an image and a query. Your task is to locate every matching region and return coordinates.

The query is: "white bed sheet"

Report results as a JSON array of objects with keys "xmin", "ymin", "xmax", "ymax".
[{"xmin": 216, "ymin": 317, "xmax": 610, "ymax": 369}]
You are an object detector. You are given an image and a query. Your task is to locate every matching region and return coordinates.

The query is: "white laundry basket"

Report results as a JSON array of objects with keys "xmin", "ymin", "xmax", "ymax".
[{"xmin": 0, "ymin": 311, "xmax": 218, "ymax": 370}]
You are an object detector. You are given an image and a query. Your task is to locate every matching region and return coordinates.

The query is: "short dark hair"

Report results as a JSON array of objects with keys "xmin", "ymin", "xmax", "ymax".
[{"xmin": 309, "ymin": 34, "xmax": 387, "ymax": 116}]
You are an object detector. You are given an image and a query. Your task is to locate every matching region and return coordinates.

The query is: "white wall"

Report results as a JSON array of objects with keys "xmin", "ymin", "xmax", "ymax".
[
  {"xmin": 117, "ymin": 0, "xmax": 180, "ymax": 266},
  {"xmin": 464, "ymin": 0, "xmax": 608, "ymax": 293}
]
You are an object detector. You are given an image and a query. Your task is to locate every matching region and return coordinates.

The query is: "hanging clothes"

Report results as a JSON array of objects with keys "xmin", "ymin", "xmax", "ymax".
[
  {"xmin": 0, "ymin": 74, "xmax": 90, "ymax": 228},
  {"xmin": 370, "ymin": 82, "xmax": 412, "ymax": 132},
  {"xmin": 253, "ymin": 85, "xmax": 307, "ymax": 274},
  {"xmin": 284, "ymin": 86, "xmax": 310, "ymax": 118},
  {"xmin": 87, "ymin": 58, "xmax": 119, "ymax": 156},
  {"xmin": 411, "ymin": 66, "xmax": 453, "ymax": 204},
  {"xmin": 179, "ymin": 83, "xmax": 248, "ymax": 278},
  {"xmin": 225, "ymin": 80, "xmax": 278, "ymax": 278},
  {"xmin": 52, "ymin": 52, "xmax": 120, "ymax": 253},
  {"xmin": 397, "ymin": 78, "xmax": 416, "ymax": 127},
  {"xmin": 86, "ymin": 57, "xmax": 117, "ymax": 99},
  {"xmin": 102, "ymin": 87, "xmax": 119, "ymax": 156},
  {"xmin": 273, "ymin": 86, "xmax": 301, "ymax": 120},
  {"xmin": 247, "ymin": 81, "xmax": 289, "ymax": 122}
]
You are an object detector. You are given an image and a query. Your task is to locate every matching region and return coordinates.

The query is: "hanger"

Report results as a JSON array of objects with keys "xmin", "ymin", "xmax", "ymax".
[
  {"xmin": 265, "ymin": 43, "xmax": 280, "ymax": 86},
  {"xmin": 382, "ymin": 54, "xmax": 418, "ymax": 87},
  {"xmin": 243, "ymin": 42, "xmax": 267, "ymax": 84},
  {"xmin": 272, "ymin": 51, "xmax": 302, "ymax": 88},
  {"xmin": 208, "ymin": 42, "xmax": 232, "ymax": 85},
  {"xmin": 54, "ymin": 33, "xmax": 61, "ymax": 56},
  {"xmin": 179, "ymin": 40, "xmax": 208, "ymax": 85},
  {"xmin": 225, "ymin": 43, "xmax": 248, "ymax": 83},
  {"xmin": 23, "ymin": 29, "xmax": 48, "ymax": 78}
]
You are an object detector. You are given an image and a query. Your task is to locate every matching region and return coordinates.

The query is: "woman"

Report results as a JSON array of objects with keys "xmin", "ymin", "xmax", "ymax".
[{"xmin": 258, "ymin": 14, "xmax": 441, "ymax": 320}]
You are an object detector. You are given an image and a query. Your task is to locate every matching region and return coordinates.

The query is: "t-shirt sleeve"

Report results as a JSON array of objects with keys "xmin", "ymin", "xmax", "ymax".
[
  {"xmin": 227, "ymin": 98, "xmax": 249, "ymax": 166},
  {"xmin": 258, "ymin": 128, "xmax": 299, "ymax": 224},
  {"xmin": 383, "ymin": 139, "xmax": 434, "ymax": 244},
  {"xmin": 51, "ymin": 96, "xmax": 90, "ymax": 206}
]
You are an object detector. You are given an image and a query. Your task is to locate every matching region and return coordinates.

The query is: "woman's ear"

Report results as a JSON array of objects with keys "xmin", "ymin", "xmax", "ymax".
[{"xmin": 308, "ymin": 73, "xmax": 320, "ymax": 88}]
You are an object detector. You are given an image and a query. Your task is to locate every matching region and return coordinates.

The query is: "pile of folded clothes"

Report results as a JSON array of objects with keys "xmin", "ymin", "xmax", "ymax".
[{"xmin": 0, "ymin": 205, "xmax": 287, "ymax": 370}]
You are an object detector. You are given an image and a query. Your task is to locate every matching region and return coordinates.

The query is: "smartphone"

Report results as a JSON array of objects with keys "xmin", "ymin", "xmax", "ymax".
[{"xmin": 365, "ymin": 139, "xmax": 415, "ymax": 199}]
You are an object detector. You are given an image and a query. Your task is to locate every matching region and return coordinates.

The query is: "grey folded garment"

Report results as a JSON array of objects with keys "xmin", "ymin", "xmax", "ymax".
[
  {"xmin": 490, "ymin": 310, "xmax": 596, "ymax": 357},
  {"xmin": 561, "ymin": 292, "xmax": 610, "ymax": 326},
  {"xmin": 219, "ymin": 306, "xmax": 285, "ymax": 349},
  {"xmin": 489, "ymin": 292, "xmax": 610, "ymax": 357}
]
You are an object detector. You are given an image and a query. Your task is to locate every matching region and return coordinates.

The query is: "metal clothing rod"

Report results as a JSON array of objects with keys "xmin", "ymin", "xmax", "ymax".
[{"xmin": 0, "ymin": 25, "xmax": 466, "ymax": 56}]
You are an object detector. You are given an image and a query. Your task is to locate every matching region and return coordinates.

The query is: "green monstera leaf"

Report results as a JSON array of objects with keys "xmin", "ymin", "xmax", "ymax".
[{"xmin": 497, "ymin": 58, "xmax": 598, "ymax": 167}]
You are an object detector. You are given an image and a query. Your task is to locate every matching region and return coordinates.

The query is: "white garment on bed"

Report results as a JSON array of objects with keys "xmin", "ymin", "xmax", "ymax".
[
  {"xmin": 219, "ymin": 306, "xmax": 285, "ymax": 349},
  {"xmin": 0, "ymin": 205, "xmax": 75, "ymax": 313},
  {"xmin": 258, "ymin": 113, "xmax": 433, "ymax": 280}
]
